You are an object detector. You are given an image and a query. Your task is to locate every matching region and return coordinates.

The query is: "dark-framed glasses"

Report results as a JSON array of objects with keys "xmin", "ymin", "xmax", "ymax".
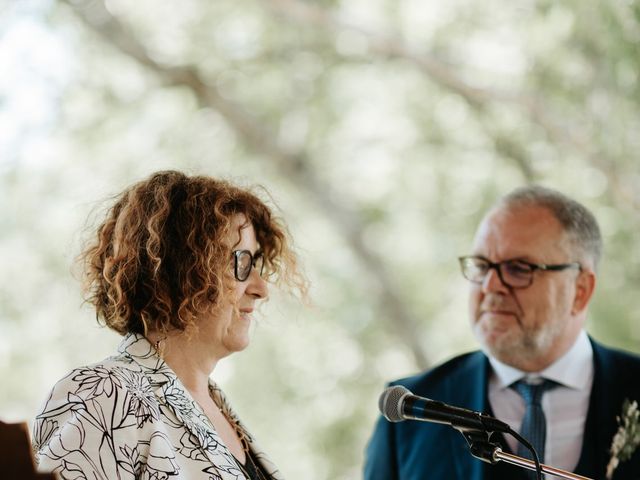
[
  {"xmin": 233, "ymin": 250, "xmax": 265, "ymax": 282},
  {"xmin": 458, "ymin": 255, "xmax": 582, "ymax": 289}
]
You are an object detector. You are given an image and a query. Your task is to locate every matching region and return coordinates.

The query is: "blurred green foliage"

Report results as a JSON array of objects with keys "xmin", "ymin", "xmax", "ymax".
[{"xmin": 0, "ymin": 0, "xmax": 639, "ymax": 478}]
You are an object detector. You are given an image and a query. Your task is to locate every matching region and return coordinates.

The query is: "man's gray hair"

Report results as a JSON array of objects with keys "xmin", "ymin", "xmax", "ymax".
[{"xmin": 498, "ymin": 185, "xmax": 603, "ymax": 268}]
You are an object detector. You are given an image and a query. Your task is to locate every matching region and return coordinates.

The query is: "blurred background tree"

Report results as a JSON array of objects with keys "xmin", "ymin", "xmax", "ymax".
[{"xmin": 1, "ymin": 0, "xmax": 638, "ymax": 478}]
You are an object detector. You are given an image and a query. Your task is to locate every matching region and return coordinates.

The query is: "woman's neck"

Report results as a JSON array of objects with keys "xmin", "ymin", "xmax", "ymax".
[{"xmin": 150, "ymin": 330, "xmax": 223, "ymax": 395}]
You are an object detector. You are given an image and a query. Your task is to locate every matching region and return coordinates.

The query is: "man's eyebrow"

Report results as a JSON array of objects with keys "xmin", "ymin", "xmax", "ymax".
[
  {"xmin": 502, "ymin": 256, "xmax": 534, "ymax": 262},
  {"xmin": 470, "ymin": 254, "xmax": 537, "ymax": 263}
]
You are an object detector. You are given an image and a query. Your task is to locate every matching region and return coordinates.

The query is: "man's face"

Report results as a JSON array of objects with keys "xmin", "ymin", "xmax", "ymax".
[{"xmin": 469, "ymin": 204, "xmax": 587, "ymax": 371}]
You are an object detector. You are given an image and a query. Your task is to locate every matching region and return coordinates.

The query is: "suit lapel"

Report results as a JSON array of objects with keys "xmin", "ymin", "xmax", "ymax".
[
  {"xmin": 574, "ymin": 339, "xmax": 615, "ymax": 479},
  {"xmin": 439, "ymin": 338, "xmax": 633, "ymax": 480},
  {"xmin": 446, "ymin": 352, "xmax": 490, "ymax": 480}
]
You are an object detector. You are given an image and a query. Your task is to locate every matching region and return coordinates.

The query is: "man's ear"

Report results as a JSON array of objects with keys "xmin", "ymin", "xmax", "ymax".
[{"xmin": 572, "ymin": 269, "xmax": 596, "ymax": 315}]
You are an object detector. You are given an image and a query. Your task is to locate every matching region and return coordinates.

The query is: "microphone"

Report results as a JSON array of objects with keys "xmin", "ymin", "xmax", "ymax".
[{"xmin": 378, "ymin": 385, "xmax": 511, "ymax": 433}]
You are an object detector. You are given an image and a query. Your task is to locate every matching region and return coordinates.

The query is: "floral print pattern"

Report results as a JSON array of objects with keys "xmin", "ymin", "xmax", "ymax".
[{"xmin": 33, "ymin": 334, "xmax": 283, "ymax": 480}]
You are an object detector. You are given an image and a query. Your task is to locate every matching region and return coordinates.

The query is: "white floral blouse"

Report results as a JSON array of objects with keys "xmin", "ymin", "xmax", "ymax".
[{"xmin": 32, "ymin": 333, "xmax": 284, "ymax": 480}]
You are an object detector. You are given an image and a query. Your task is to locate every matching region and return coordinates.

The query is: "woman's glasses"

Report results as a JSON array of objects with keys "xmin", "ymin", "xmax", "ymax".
[{"xmin": 233, "ymin": 250, "xmax": 265, "ymax": 282}]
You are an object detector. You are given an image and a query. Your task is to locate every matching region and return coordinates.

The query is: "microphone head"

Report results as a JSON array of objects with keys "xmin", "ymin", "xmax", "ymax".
[{"xmin": 378, "ymin": 385, "xmax": 411, "ymax": 423}]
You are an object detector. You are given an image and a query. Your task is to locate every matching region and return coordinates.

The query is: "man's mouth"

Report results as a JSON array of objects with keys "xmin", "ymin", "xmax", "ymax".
[{"xmin": 483, "ymin": 309, "xmax": 514, "ymax": 315}]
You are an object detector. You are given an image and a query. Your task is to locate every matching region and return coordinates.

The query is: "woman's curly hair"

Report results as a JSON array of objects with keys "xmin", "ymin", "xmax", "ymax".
[{"xmin": 80, "ymin": 170, "xmax": 306, "ymax": 336}]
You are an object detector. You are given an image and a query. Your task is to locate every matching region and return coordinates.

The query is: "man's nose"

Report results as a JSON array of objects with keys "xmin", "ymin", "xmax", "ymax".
[{"xmin": 482, "ymin": 267, "xmax": 509, "ymax": 294}]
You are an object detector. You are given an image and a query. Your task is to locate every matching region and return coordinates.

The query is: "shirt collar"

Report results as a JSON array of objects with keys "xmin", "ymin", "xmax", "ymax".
[
  {"xmin": 116, "ymin": 332, "xmax": 176, "ymax": 385},
  {"xmin": 487, "ymin": 330, "xmax": 593, "ymax": 391}
]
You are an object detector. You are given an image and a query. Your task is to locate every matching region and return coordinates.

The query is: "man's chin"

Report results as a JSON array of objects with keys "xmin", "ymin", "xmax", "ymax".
[
  {"xmin": 475, "ymin": 327, "xmax": 521, "ymax": 357},
  {"xmin": 479, "ymin": 332, "xmax": 548, "ymax": 367}
]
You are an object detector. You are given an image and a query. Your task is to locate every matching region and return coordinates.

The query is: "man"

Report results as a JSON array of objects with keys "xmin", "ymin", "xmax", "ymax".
[{"xmin": 365, "ymin": 186, "xmax": 640, "ymax": 480}]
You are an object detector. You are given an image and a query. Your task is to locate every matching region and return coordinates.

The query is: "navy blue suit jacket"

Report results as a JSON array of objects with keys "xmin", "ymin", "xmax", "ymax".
[{"xmin": 364, "ymin": 339, "xmax": 640, "ymax": 480}]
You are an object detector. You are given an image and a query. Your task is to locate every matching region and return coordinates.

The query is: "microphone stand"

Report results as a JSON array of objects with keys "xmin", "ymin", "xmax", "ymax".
[{"xmin": 461, "ymin": 431, "xmax": 593, "ymax": 480}]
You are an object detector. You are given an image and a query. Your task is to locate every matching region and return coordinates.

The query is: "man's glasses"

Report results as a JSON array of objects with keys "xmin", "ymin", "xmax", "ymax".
[
  {"xmin": 233, "ymin": 250, "xmax": 265, "ymax": 282},
  {"xmin": 458, "ymin": 255, "xmax": 582, "ymax": 289}
]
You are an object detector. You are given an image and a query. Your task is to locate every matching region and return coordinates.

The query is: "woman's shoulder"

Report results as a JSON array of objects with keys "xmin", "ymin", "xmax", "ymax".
[
  {"xmin": 44, "ymin": 353, "xmax": 136, "ymax": 392},
  {"xmin": 33, "ymin": 353, "xmax": 166, "ymax": 445},
  {"xmin": 40, "ymin": 333, "xmax": 170, "ymax": 405},
  {"xmin": 34, "ymin": 351, "xmax": 160, "ymax": 425},
  {"xmin": 32, "ymin": 354, "xmax": 173, "ymax": 479}
]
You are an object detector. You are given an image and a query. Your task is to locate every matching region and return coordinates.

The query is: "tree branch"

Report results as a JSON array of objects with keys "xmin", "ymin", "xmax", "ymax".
[
  {"xmin": 265, "ymin": 0, "xmax": 640, "ymax": 215},
  {"xmin": 62, "ymin": 0, "xmax": 432, "ymax": 368}
]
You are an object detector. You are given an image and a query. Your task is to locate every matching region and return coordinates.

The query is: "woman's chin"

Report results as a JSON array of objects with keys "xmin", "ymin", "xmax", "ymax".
[
  {"xmin": 228, "ymin": 339, "xmax": 250, "ymax": 354},
  {"xmin": 218, "ymin": 315, "xmax": 254, "ymax": 354},
  {"xmin": 223, "ymin": 331, "xmax": 251, "ymax": 353}
]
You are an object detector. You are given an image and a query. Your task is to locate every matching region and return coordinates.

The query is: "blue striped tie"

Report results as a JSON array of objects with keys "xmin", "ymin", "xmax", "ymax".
[{"xmin": 511, "ymin": 379, "xmax": 558, "ymax": 479}]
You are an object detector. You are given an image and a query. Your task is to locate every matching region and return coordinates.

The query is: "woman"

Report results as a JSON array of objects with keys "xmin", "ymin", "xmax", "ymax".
[{"xmin": 32, "ymin": 170, "xmax": 306, "ymax": 480}]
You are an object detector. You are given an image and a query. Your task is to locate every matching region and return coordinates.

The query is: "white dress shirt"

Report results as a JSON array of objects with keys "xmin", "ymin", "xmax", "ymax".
[{"xmin": 487, "ymin": 330, "xmax": 594, "ymax": 472}]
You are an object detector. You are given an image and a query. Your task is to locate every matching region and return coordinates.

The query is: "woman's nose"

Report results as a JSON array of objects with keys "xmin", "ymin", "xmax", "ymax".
[{"xmin": 246, "ymin": 269, "xmax": 269, "ymax": 299}]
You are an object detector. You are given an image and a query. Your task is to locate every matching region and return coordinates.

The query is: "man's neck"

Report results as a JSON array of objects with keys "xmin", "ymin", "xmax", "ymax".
[{"xmin": 488, "ymin": 330, "xmax": 593, "ymax": 388}]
